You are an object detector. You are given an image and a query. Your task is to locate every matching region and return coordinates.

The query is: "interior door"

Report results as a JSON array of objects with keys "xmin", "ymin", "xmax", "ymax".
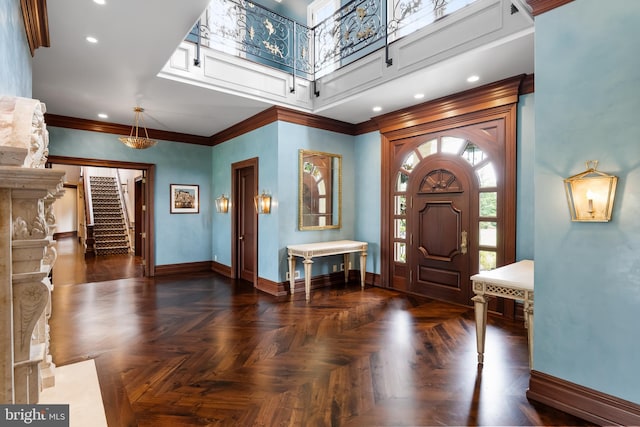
[
  {"xmin": 134, "ymin": 177, "xmax": 143, "ymax": 257},
  {"xmin": 408, "ymin": 162, "xmax": 472, "ymax": 305},
  {"xmin": 233, "ymin": 159, "xmax": 258, "ymax": 283}
]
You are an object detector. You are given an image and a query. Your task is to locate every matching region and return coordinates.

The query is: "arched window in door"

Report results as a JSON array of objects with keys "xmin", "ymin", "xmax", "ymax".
[{"xmin": 393, "ymin": 136, "xmax": 499, "ymax": 272}]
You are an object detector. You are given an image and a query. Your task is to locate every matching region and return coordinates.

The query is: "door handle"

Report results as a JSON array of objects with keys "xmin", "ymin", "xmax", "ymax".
[
  {"xmin": 239, "ymin": 236, "xmax": 244, "ymax": 240},
  {"xmin": 460, "ymin": 230, "xmax": 467, "ymax": 255}
]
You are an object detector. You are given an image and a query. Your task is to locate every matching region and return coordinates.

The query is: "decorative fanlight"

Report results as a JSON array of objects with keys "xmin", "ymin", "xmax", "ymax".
[
  {"xmin": 118, "ymin": 107, "xmax": 157, "ymax": 149},
  {"xmin": 564, "ymin": 160, "xmax": 618, "ymax": 222}
]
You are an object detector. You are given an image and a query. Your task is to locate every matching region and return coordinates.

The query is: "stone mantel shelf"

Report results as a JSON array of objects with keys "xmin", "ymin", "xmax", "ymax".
[{"xmin": 0, "ymin": 167, "xmax": 65, "ymax": 190}]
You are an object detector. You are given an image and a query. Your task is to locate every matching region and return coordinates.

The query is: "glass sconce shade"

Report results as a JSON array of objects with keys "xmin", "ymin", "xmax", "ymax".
[
  {"xmin": 215, "ymin": 194, "xmax": 229, "ymax": 213},
  {"xmin": 564, "ymin": 161, "xmax": 617, "ymax": 222},
  {"xmin": 254, "ymin": 190, "xmax": 271, "ymax": 214}
]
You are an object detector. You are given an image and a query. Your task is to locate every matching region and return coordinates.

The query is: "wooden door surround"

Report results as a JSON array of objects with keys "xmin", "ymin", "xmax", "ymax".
[
  {"xmin": 378, "ymin": 75, "xmax": 523, "ymax": 314},
  {"xmin": 47, "ymin": 155, "xmax": 155, "ymax": 276},
  {"xmin": 231, "ymin": 158, "xmax": 259, "ymax": 285}
]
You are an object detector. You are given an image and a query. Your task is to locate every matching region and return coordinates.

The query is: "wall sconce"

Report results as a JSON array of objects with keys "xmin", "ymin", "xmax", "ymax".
[
  {"xmin": 254, "ymin": 190, "xmax": 272, "ymax": 214},
  {"xmin": 215, "ymin": 194, "xmax": 229, "ymax": 213},
  {"xmin": 564, "ymin": 160, "xmax": 618, "ymax": 222}
]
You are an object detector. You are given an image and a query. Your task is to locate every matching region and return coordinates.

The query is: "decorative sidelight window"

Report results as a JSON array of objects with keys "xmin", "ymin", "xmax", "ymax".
[{"xmin": 393, "ymin": 136, "xmax": 498, "ymax": 272}]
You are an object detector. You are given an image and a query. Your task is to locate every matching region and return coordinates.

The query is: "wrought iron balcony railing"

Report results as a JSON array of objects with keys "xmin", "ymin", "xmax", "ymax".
[{"xmin": 188, "ymin": 0, "xmax": 477, "ymax": 83}]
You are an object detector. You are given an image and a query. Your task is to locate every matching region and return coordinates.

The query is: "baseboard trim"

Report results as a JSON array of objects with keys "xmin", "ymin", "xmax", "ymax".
[
  {"xmin": 366, "ymin": 272, "xmax": 381, "ymax": 287},
  {"xmin": 163, "ymin": 262, "xmax": 380, "ymax": 297},
  {"xmin": 154, "ymin": 261, "xmax": 211, "ymax": 276},
  {"xmin": 256, "ymin": 277, "xmax": 287, "ymax": 297},
  {"xmin": 210, "ymin": 260, "xmax": 232, "ymax": 278},
  {"xmin": 527, "ymin": 370, "xmax": 640, "ymax": 426},
  {"xmin": 258, "ymin": 270, "xmax": 382, "ymax": 297},
  {"xmin": 53, "ymin": 231, "xmax": 77, "ymax": 240}
]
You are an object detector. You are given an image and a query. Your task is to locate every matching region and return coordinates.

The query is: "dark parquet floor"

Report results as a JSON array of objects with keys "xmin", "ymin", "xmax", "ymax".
[{"xmin": 49, "ymin": 237, "xmax": 591, "ymax": 426}]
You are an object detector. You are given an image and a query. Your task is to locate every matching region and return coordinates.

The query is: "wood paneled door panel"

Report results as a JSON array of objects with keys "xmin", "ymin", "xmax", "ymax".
[
  {"xmin": 232, "ymin": 158, "xmax": 258, "ymax": 285},
  {"xmin": 409, "ymin": 161, "xmax": 472, "ymax": 304}
]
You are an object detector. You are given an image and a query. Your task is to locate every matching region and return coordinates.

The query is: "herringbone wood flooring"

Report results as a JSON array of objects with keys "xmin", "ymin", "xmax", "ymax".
[{"xmin": 49, "ymin": 238, "xmax": 591, "ymax": 426}]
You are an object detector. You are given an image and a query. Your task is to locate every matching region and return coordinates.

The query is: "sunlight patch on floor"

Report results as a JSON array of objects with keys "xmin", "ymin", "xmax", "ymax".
[{"xmin": 39, "ymin": 359, "xmax": 107, "ymax": 427}]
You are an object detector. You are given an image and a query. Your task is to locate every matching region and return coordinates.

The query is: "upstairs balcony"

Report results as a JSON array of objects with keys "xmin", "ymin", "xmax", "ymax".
[{"xmin": 158, "ymin": 0, "xmax": 533, "ymax": 121}]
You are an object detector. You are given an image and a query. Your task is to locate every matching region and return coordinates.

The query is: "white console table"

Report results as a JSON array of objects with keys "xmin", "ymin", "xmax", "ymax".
[
  {"xmin": 470, "ymin": 260, "xmax": 534, "ymax": 368},
  {"xmin": 287, "ymin": 240, "xmax": 368, "ymax": 301}
]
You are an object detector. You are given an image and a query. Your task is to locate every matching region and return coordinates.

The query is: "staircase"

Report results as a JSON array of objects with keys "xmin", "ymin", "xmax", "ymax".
[{"xmin": 89, "ymin": 176, "xmax": 131, "ymax": 256}]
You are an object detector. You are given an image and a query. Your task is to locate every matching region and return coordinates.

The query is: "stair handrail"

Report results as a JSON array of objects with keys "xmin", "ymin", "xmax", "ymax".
[
  {"xmin": 81, "ymin": 168, "xmax": 97, "ymax": 258},
  {"xmin": 114, "ymin": 171, "xmax": 133, "ymax": 253},
  {"xmin": 82, "ymin": 168, "xmax": 94, "ymax": 228}
]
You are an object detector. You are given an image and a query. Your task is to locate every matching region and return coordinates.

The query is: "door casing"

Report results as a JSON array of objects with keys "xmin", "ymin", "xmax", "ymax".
[
  {"xmin": 231, "ymin": 158, "xmax": 259, "ymax": 285},
  {"xmin": 379, "ymin": 77, "xmax": 521, "ymax": 316},
  {"xmin": 47, "ymin": 155, "xmax": 155, "ymax": 276}
]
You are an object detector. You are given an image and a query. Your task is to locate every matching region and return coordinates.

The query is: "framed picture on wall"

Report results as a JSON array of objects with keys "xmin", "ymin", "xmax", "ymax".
[{"xmin": 170, "ymin": 184, "xmax": 199, "ymax": 214}]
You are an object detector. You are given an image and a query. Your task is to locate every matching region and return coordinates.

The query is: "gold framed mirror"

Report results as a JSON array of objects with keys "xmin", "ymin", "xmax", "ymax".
[{"xmin": 299, "ymin": 149, "xmax": 342, "ymax": 230}]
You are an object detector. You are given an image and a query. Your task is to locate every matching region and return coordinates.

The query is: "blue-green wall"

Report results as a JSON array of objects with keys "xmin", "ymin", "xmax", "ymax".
[
  {"xmin": 534, "ymin": 0, "xmax": 640, "ymax": 403},
  {"xmin": 210, "ymin": 123, "xmax": 279, "ymax": 279},
  {"xmin": 276, "ymin": 122, "xmax": 356, "ymax": 280},
  {"xmin": 211, "ymin": 121, "xmax": 356, "ymax": 283},
  {"xmin": 48, "ymin": 127, "xmax": 213, "ymax": 267},
  {"xmin": 354, "ymin": 131, "xmax": 382, "ymax": 274},
  {"xmin": 516, "ymin": 93, "xmax": 535, "ymax": 260},
  {"xmin": 0, "ymin": 0, "xmax": 32, "ymax": 96}
]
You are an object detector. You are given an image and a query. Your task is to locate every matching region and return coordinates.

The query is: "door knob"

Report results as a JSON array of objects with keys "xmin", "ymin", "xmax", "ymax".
[{"xmin": 239, "ymin": 236, "xmax": 244, "ymax": 240}]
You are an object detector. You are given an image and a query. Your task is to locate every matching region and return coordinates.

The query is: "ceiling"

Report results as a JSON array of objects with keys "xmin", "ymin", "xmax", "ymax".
[{"xmin": 32, "ymin": 0, "xmax": 535, "ymax": 139}]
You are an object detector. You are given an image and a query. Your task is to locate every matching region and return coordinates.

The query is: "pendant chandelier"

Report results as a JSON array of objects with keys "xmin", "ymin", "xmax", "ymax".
[{"xmin": 118, "ymin": 107, "xmax": 157, "ymax": 149}]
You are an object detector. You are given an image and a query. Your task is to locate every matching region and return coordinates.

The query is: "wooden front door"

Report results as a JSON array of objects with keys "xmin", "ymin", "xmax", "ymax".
[
  {"xmin": 389, "ymin": 120, "xmax": 510, "ymax": 312},
  {"xmin": 408, "ymin": 161, "xmax": 472, "ymax": 305},
  {"xmin": 232, "ymin": 158, "xmax": 258, "ymax": 284}
]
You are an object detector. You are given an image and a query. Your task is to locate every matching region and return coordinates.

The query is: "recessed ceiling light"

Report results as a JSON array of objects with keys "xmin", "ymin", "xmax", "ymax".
[
  {"xmin": 86, "ymin": 36, "xmax": 98, "ymax": 44},
  {"xmin": 98, "ymin": 113, "xmax": 108, "ymax": 119},
  {"xmin": 93, "ymin": 0, "xmax": 106, "ymax": 4},
  {"xmin": 467, "ymin": 75, "xmax": 480, "ymax": 83},
  {"xmin": 372, "ymin": 106, "xmax": 382, "ymax": 112},
  {"xmin": 414, "ymin": 93, "xmax": 424, "ymax": 99}
]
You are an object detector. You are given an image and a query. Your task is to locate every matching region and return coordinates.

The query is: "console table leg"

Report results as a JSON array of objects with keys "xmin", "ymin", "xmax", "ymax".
[
  {"xmin": 472, "ymin": 294, "xmax": 489, "ymax": 364},
  {"xmin": 359, "ymin": 251, "xmax": 367, "ymax": 289},
  {"xmin": 303, "ymin": 258, "xmax": 313, "ymax": 301},
  {"xmin": 343, "ymin": 254, "xmax": 349, "ymax": 283},
  {"xmin": 288, "ymin": 254, "xmax": 295, "ymax": 296},
  {"xmin": 524, "ymin": 293, "xmax": 534, "ymax": 369}
]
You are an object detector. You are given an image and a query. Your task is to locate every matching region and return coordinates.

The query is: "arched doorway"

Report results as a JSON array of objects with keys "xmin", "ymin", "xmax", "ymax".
[{"xmin": 379, "ymin": 76, "xmax": 522, "ymax": 316}]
